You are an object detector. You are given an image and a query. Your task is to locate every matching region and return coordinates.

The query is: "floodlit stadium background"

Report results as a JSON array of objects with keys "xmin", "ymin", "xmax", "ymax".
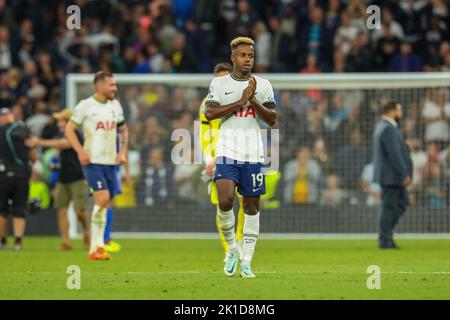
[{"xmin": 2, "ymin": 0, "xmax": 450, "ymax": 236}]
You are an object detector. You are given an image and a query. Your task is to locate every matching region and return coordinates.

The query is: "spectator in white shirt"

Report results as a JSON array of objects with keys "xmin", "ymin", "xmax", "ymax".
[
  {"xmin": 334, "ymin": 11, "xmax": 358, "ymax": 57},
  {"xmin": 421, "ymin": 88, "xmax": 450, "ymax": 149}
]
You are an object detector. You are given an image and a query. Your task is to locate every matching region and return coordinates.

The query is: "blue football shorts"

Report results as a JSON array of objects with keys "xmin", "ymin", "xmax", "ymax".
[
  {"xmin": 83, "ymin": 164, "xmax": 118, "ymax": 199},
  {"xmin": 213, "ymin": 156, "xmax": 265, "ymax": 196}
]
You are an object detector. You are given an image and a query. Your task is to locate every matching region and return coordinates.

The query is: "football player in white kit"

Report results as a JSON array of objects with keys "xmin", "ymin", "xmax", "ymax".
[
  {"xmin": 65, "ymin": 71, "xmax": 128, "ymax": 261},
  {"xmin": 205, "ymin": 37, "xmax": 277, "ymax": 278}
]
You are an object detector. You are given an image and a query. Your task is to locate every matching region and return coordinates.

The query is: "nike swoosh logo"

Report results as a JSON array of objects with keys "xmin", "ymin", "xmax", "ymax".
[
  {"xmin": 224, "ymin": 91, "xmax": 234, "ymax": 95},
  {"xmin": 227, "ymin": 260, "xmax": 237, "ymax": 273},
  {"xmin": 253, "ymin": 188, "xmax": 261, "ymax": 192}
]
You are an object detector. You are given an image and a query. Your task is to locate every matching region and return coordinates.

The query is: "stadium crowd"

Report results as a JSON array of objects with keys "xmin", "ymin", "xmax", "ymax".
[{"xmin": 1, "ymin": 0, "xmax": 450, "ymax": 209}]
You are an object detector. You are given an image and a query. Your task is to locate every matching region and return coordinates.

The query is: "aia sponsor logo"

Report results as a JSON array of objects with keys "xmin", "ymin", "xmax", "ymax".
[
  {"xmin": 233, "ymin": 106, "xmax": 256, "ymax": 118},
  {"xmin": 96, "ymin": 121, "xmax": 116, "ymax": 131}
]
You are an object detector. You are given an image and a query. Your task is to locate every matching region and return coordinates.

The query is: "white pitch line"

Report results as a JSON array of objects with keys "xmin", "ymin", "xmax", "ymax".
[
  {"xmin": 120, "ymin": 271, "xmax": 450, "ymax": 275},
  {"xmin": 70, "ymin": 232, "xmax": 450, "ymax": 240},
  {"xmin": 3, "ymin": 271, "xmax": 450, "ymax": 276}
]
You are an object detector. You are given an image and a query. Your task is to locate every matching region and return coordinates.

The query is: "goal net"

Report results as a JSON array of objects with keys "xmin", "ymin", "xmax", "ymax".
[{"xmin": 66, "ymin": 73, "xmax": 450, "ymax": 236}]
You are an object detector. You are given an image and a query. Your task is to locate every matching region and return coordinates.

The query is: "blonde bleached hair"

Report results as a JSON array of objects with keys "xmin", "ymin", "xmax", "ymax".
[{"xmin": 230, "ymin": 37, "xmax": 255, "ymax": 50}]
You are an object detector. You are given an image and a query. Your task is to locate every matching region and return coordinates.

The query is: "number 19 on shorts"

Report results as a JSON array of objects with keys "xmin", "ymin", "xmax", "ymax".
[{"xmin": 251, "ymin": 173, "xmax": 263, "ymax": 188}]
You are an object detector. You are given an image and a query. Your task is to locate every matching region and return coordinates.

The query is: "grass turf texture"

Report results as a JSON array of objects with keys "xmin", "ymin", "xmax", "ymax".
[{"xmin": 1, "ymin": 237, "xmax": 450, "ymax": 299}]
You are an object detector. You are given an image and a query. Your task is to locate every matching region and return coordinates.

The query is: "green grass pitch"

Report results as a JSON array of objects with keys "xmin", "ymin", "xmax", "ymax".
[{"xmin": 1, "ymin": 237, "xmax": 450, "ymax": 299}]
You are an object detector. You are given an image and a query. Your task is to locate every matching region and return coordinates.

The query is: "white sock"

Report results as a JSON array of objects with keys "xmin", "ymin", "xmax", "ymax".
[
  {"xmin": 217, "ymin": 208, "xmax": 237, "ymax": 252},
  {"xmin": 90, "ymin": 205, "xmax": 107, "ymax": 253},
  {"xmin": 242, "ymin": 212, "xmax": 260, "ymax": 266}
]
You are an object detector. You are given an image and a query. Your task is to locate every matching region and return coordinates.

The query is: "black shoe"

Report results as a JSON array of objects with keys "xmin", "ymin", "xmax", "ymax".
[
  {"xmin": 391, "ymin": 241, "xmax": 400, "ymax": 249},
  {"xmin": 14, "ymin": 238, "xmax": 22, "ymax": 251},
  {"xmin": 379, "ymin": 241, "xmax": 399, "ymax": 249},
  {"xmin": 0, "ymin": 238, "xmax": 7, "ymax": 250}
]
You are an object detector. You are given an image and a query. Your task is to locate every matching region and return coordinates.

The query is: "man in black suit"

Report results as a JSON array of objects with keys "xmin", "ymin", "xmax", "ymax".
[{"xmin": 373, "ymin": 102, "xmax": 413, "ymax": 249}]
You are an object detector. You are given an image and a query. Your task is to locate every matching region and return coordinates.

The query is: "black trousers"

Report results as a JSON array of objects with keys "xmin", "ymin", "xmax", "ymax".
[
  {"xmin": 0, "ymin": 175, "xmax": 29, "ymax": 218},
  {"xmin": 379, "ymin": 185, "xmax": 408, "ymax": 245}
]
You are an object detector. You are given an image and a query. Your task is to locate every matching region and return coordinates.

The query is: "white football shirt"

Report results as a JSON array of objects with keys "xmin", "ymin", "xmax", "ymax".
[
  {"xmin": 71, "ymin": 96, "xmax": 125, "ymax": 165},
  {"xmin": 205, "ymin": 74, "xmax": 276, "ymax": 163}
]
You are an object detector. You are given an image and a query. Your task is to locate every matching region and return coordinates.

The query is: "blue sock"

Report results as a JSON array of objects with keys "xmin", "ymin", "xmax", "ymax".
[{"xmin": 104, "ymin": 207, "xmax": 113, "ymax": 244}]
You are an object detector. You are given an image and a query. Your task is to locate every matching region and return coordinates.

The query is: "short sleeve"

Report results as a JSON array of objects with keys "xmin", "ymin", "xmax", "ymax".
[
  {"xmin": 261, "ymin": 80, "xmax": 276, "ymax": 106},
  {"xmin": 115, "ymin": 100, "xmax": 125, "ymax": 125},
  {"xmin": 204, "ymin": 77, "xmax": 222, "ymax": 105},
  {"xmin": 70, "ymin": 101, "xmax": 86, "ymax": 125}
]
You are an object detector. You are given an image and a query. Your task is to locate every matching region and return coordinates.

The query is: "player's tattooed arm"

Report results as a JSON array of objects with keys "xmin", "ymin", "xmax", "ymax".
[
  {"xmin": 118, "ymin": 123, "xmax": 129, "ymax": 151},
  {"xmin": 117, "ymin": 123, "xmax": 129, "ymax": 165}
]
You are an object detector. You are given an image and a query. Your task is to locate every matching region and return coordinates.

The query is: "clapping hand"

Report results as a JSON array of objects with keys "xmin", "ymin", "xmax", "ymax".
[{"xmin": 239, "ymin": 76, "xmax": 257, "ymax": 106}]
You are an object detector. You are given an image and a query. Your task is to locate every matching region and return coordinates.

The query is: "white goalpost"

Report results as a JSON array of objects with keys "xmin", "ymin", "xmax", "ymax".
[{"xmin": 66, "ymin": 73, "xmax": 450, "ymax": 239}]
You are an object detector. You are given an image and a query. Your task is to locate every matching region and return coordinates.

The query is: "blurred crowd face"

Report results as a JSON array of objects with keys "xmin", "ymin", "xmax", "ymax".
[
  {"xmin": 296, "ymin": 147, "xmax": 311, "ymax": 165},
  {"xmin": 173, "ymin": 34, "xmax": 186, "ymax": 51},
  {"xmin": 400, "ymin": 42, "xmax": 412, "ymax": 55},
  {"xmin": 382, "ymin": 8, "xmax": 394, "ymax": 24},
  {"xmin": 0, "ymin": 25, "xmax": 9, "ymax": 43},
  {"xmin": 24, "ymin": 61, "xmax": 37, "ymax": 76},
  {"xmin": 268, "ymin": 16, "xmax": 280, "ymax": 31},
  {"xmin": 439, "ymin": 41, "xmax": 450, "ymax": 57},
  {"xmin": 96, "ymin": 76, "xmax": 118, "ymax": 100},
  {"xmin": 215, "ymin": 70, "xmax": 230, "ymax": 77},
  {"xmin": 314, "ymin": 138, "xmax": 326, "ymax": 153},
  {"xmin": 433, "ymin": 88, "xmax": 447, "ymax": 106},
  {"xmin": 327, "ymin": 175, "xmax": 339, "ymax": 190},
  {"xmin": 427, "ymin": 143, "xmax": 440, "ymax": 160},
  {"xmin": 35, "ymin": 101, "xmax": 47, "ymax": 114},
  {"xmin": 350, "ymin": 130, "xmax": 363, "ymax": 147},
  {"xmin": 328, "ymin": 0, "xmax": 339, "ymax": 11},
  {"xmin": 11, "ymin": 105, "xmax": 23, "ymax": 121},
  {"xmin": 0, "ymin": 113, "xmax": 14, "ymax": 125},
  {"xmin": 444, "ymin": 54, "xmax": 450, "ymax": 68},
  {"xmin": 231, "ymin": 44, "xmax": 254, "ymax": 75},
  {"xmin": 310, "ymin": 7, "xmax": 324, "ymax": 25},
  {"xmin": 306, "ymin": 54, "xmax": 318, "ymax": 68},
  {"xmin": 280, "ymin": 91, "xmax": 291, "ymax": 106},
  {"xmin": 354, "ymin": 32, "xmax": 368, "ymax": 50},
  {"xmin": 57, "ymin": 119, "xmax": 68, "ymax": 132},
  {"xmin": 238, "ymin": 0, "xmax": 250, "ymax": 14},
  {"xmin": 340, "ymin": 11, "xmax": 351, "ymax": 27},
  {"xmin": 148, "ymin": 148, "xmax": 163, "ymax": 167}
]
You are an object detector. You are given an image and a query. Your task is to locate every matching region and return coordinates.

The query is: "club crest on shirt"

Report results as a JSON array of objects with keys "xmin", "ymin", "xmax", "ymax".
[{"xmin": 207, "ymin": 86, "xmax": 213, "ymax": 99}]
